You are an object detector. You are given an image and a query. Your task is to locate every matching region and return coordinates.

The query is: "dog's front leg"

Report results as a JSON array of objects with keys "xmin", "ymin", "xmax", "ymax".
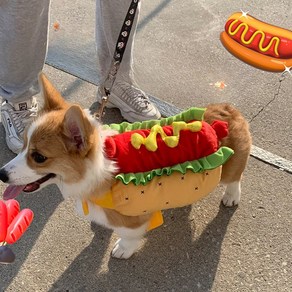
[
  {"xmin": 111, "ymin": 223, "xmax": 148, "ymax": 259},
  {"xmin": 76, "ymin": 200, "xmax": 148, "ymax": 259},
  {"xmin": 75, "ymin": 200, "xmax": 110, "ymax": 225}
]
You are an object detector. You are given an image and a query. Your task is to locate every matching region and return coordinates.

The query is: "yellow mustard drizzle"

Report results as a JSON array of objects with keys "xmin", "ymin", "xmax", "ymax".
[
  {"xmin": 131, "ymin": 121, "xmax": 202, "ymax": 151},
  {"xmin": 228, "ymin": 19, "xmax": 280, "ymax": 56}
]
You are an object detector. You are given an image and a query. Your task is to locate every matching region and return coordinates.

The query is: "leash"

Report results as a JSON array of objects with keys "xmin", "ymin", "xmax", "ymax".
[{"xmin": 95, "ymin": 0, "xmax": 140, "ymax": 120}]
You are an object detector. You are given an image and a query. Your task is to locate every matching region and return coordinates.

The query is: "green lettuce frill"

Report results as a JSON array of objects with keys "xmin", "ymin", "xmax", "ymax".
[
  {"xmin": 115, "ymin": 146, "xmax": 234, "ymax": 186},
  {"xmin": 104, "ymin": 107, "xmax": 206, "ymax": 133}
]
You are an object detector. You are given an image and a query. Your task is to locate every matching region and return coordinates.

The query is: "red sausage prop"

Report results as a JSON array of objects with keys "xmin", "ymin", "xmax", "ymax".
[
  {"xmin": 5, "ymin": 199, "xmax": 20, "ymax": 226},
  {"xmin": 0, "ymin": 201, "xmax": 8, "ymax": 242},
  {"xmin": 104, "ymin": 120, "xmax": 228, "ymax": 174},
  {"xmin": 5, "ymin": 209, "xmax": 34, "ymax": 244}
]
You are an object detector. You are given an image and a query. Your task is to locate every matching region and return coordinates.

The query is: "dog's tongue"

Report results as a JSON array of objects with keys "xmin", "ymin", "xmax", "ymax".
[{"xmin": 3, "ymin": 185, "xmax": 25, "ymax": 200}]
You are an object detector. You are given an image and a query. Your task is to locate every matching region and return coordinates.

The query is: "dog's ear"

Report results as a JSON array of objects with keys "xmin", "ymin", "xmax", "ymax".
[
  {"xmin": 63, "ymin": 105, "xmax": 90, "ymax": 154},
  {"xmin": 38, "ymin": 72, "xmax": 66, "ymax": 111}
]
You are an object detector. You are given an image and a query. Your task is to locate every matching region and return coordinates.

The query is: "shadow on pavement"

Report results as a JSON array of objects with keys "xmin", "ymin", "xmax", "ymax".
[
  {"xmin": 137, "ymin": 0, "xmax": 172, "ymax": 32},
  {"xmin": 49, "ymin": 204, "xmax": 236, "ymax": 291}
]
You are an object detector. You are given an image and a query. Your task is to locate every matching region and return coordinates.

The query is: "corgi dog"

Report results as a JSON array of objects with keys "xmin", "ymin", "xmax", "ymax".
[{"xmin": 0, "ymin": 74, "xmax": 251, "ymax": 259}]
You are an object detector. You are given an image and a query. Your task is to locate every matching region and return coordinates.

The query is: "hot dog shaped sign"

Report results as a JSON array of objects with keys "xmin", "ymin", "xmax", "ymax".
[
  {"xmin": 220, "ymin": 12, "xmax": 292, "ymax": 72},
  {"xmin": 0, "ymin": 199, "xmax": 34, "ymax": 264}
]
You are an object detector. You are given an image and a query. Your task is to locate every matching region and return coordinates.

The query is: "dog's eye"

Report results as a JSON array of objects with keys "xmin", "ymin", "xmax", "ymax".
[{"xmin": 31, "ymin": 152, "xmax": 47, "ymax": 163}]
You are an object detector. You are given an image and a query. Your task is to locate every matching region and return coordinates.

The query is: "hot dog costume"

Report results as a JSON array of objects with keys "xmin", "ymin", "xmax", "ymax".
[{"xmin": 82, "ymin": 108, "xmax": 234, "ymax": 230}]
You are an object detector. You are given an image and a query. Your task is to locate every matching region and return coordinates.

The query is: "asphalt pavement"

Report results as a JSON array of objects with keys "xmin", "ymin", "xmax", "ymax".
[{"xmin": 0, "ymin": 0, "xmax": 291, "ymax": 291}]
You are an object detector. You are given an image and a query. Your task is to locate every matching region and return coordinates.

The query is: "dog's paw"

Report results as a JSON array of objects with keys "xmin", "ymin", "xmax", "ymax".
[
  {"xmin": 222, "ymin": 181, "xmax": 241, "ymax": 207},
  {"xmin": 222, "ymin": 190, "xmax": 240, "ymax": 207},
  {"xmin": 111, "ymin": 238, "xmax": 139, "ymax": 259}
]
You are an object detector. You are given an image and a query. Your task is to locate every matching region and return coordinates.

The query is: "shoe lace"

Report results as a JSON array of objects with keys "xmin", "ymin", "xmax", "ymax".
[
  {"xmin": 116, "ymin": 82, "xmax": 150, "ymax": 112},
  {"xmin": 8, "ymin": 104, "xmax": 38, "ymax": 134}
]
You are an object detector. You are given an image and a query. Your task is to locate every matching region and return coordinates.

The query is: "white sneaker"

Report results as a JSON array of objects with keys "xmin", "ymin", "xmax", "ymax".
[
  {"xmin": 1, "ymin": 98, "xmax": 38, "ymax": 153},
  {"xmin": 98, "ymin": 81, "xmax": 161, "ymax": 122}
]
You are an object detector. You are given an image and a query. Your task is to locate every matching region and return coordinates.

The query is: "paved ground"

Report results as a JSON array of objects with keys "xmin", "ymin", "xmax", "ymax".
[{"xmin": 1, "ymin": 0, "xmax": 292, "ymax": 291}]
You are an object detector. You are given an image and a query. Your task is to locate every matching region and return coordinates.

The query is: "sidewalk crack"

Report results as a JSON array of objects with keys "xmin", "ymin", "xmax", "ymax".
[{"xmin": 249, "ymin": 74, "xmax": 287, "ymax": 123}]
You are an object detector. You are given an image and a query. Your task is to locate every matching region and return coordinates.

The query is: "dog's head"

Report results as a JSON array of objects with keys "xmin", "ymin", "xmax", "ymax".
[{"xmin": 0, "ymin": 73, "xmax": 115, "ymax": 200}]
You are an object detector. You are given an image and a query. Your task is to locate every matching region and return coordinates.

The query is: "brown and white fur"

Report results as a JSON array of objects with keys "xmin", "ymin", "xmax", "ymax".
[{"xmin": 0, "ymin": 74, "xmax": 252, "ymax": 259}]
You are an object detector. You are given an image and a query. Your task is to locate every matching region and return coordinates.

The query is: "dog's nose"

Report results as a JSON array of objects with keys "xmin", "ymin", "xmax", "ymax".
[{"xmin": 0, "ymin": 169, "xmax": 9, "ymax": 183}]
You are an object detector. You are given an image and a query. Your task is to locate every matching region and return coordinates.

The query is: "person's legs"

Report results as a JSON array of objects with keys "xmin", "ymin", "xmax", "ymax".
[
  {"xmin": 0, "ymin": 0, "xmax": 50, "ymax": 153},
  {"xmin": 95, "ymin": 0, "xmax": 161, "ymax": 122}
]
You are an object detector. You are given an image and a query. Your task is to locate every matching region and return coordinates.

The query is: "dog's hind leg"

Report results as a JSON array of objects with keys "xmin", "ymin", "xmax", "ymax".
[
  {"xmin": 204, "ymin": 103, "xmax": 252, "ymax": 207},
  {"xmin": 112, "ymin": 223, "xmax": 148, "ymax": 259},
  {"xmin": 220, "ymin": 143, "xmax": 249, "ymax": 207},
  {"xmin": 222, "ymin": 181, "xmax": 241, "ymax": 207},
  {"xmin": 220, "ymin": 156, "xmax": 245, "ymax": 207},
  {"xmin": 220, "ymin": 155, "xmax": 246, "ymax": 207},
  {"xmin": 220, "ymin": 148, "xmax": 249, "ymax": 207}
]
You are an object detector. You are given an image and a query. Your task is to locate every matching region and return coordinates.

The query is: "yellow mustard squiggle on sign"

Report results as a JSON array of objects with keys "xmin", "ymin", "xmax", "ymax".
[
  {"xmin": 228, "ymin": 19, "xmax": 280, "ymax": 56},
  {"xmin": 131, "ymin": 121, "xmax": 202, "ymax": 151}
]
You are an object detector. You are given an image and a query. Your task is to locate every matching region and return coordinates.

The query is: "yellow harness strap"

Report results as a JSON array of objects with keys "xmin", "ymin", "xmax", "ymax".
[
  {"xmin": 82, "ymin": 191, "xmax": 114, "ymax": 215},
  {"xmin": 147, "ymin": 210, "xmax": 164, "ymax": 231},
  {"xmin": 82, "ymin": 192, "xmax": 164, "ymax": 231}
]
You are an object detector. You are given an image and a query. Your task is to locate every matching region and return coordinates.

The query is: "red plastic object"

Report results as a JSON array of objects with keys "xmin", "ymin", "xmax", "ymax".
[
  {"xmin": 5, "ymin": 200, "xmax": 20, "ymax": 226},
  {"xmin": 5, "ymin": 209, "xmax": 34, "ymax": 244},
  {"xmin": 0, "ymin": 201, "xmax": 8, "ymax": 242}
]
